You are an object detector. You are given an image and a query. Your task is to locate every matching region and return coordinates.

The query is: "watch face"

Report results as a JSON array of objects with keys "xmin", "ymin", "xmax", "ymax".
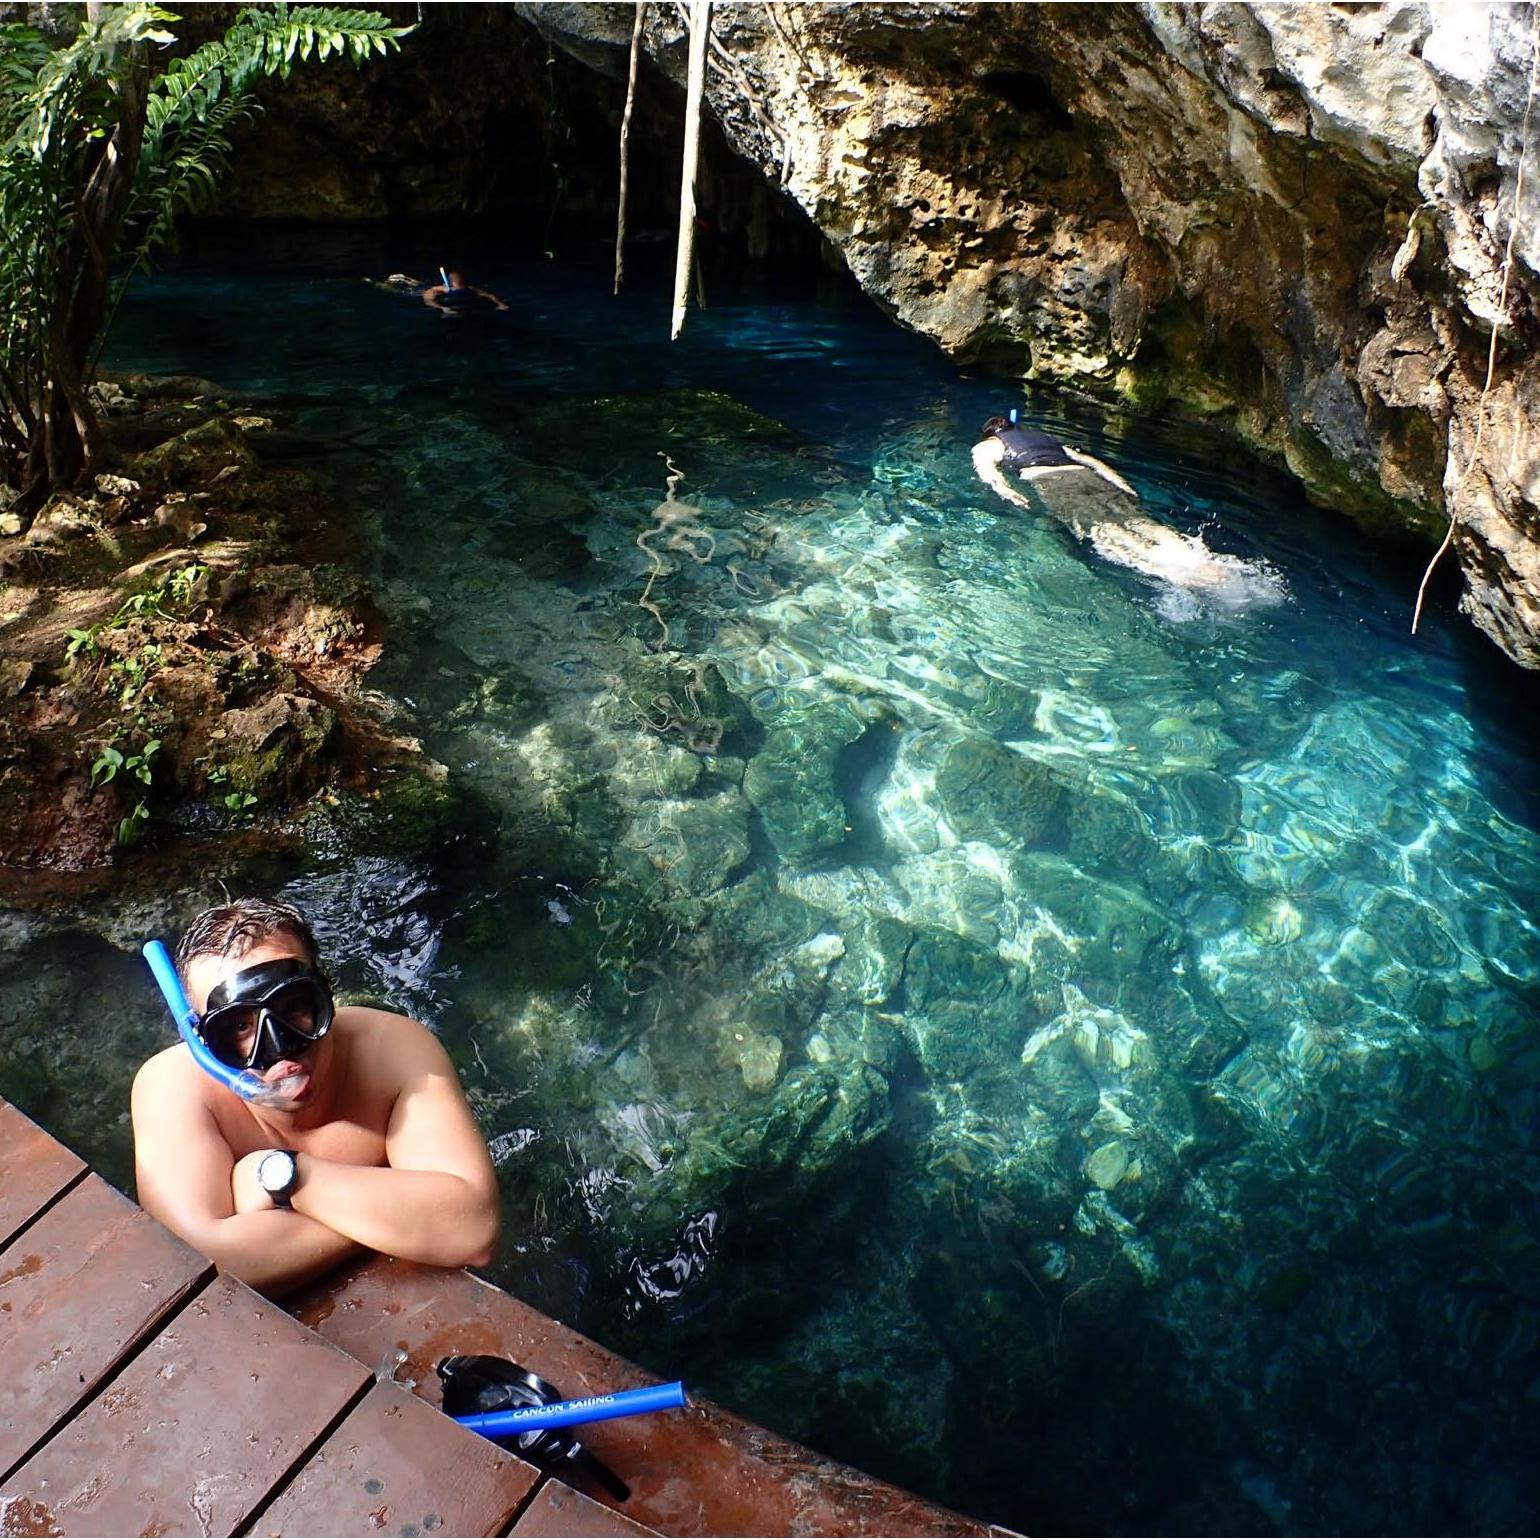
[{"xmin": 259, "ymin": 1150, "xmax": 297, "ymax": 1195}]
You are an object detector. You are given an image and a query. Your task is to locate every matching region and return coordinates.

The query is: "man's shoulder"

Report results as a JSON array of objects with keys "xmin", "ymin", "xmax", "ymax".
[
  {"xmin": 134, "ymin": 1041, "xmax": 196, "ymax": 1089},
  {"xmin": 337, "ymin": 1005, "xmax": 445, "ymax": 1072},
  {"xmin": 132, "ymin": 1042, "xmax": 219, "ymax": 1120},
  {"xmin": 338, "ymin": 1002, "xmax": 431, "ymax": 1038}
]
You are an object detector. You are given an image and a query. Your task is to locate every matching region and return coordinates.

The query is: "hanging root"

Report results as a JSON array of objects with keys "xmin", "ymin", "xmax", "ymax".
[
  {"xmin": 670, "ymin": 0, "xmax": 711, "ymax": 340},
  {"xmin": 614, "ymin": 0, "xmax": 645, "ymax": 296},
  {"xmin": 1412, "ymin": 3, "xmax": 1540, "ymax": 635}
]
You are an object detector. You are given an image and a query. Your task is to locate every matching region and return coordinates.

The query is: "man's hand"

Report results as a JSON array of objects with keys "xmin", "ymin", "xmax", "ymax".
[{"xmin": 231, "ymin": 1149, "xmax": 276, "ymax": 1214}]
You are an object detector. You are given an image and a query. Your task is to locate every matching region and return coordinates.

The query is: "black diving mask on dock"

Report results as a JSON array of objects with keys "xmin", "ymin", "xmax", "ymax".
[
  {"xmin": 437, "ymin": 1353, "xmax": 632, "ymax": 1502},
  {"xmin": 199, "ymin": 958, "xmax": 334, "ymax": 1072}
]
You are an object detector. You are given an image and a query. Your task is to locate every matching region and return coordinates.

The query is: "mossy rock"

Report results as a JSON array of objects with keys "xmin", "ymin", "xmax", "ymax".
[
  {"xmin": 742, "ymin": 717, "xmax": 858, "ymax": 868},
  {"xmin": 217, "ymin": 693, "xmax": 336, "ymax": 798},
  {"xmin": 303, "ymin": 768, "xmax": 494, "ymax": 866},
  {"xmin": 129, "ymin": 416, "xmax": 258, "ymax": 492},
  {"xmin": 934, "ymin": 736, "xmax": 1064, "ymax": 848}
]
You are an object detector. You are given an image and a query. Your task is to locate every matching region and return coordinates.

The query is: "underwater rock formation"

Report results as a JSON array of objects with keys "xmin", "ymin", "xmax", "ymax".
[{"xmin": 516, "ymin": 1, "xmax": 1540, "ymax": 667}]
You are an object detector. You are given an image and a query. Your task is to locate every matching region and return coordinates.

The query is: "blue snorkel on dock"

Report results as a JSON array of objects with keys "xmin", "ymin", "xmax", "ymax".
[
  {"xmin": 141, "ymin": 938, "xmax": 287, "ymax": 1105},
  {"xmin": 452, "ymin": 1379, "xmax": 687, "ymax": 1439},
  {"xmin": 438, "ymin": 1354, "xmax": 680, "ymax": 1501}
]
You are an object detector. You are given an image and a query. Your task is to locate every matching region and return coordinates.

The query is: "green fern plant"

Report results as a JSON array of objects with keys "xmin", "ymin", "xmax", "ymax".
[{"xmin": 0, "ymin": 4, "xmax": 409, "ymax": 526}]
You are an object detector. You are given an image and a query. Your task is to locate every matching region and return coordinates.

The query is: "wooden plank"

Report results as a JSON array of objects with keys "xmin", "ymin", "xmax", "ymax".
[
  {"xmin": 290, "ymin": 1258, "xmax": 990, "ymax": 1538},
  {"xmin": 0, "ymin": 1097, "xmax": 85, "ymax": 1249},
  {"xmin": 511, "ymin": 1480, "xmax": 661, "ymax": 1538},
  {"xmin": 3, "ymin": 1272, "xmax": 371, "ymax": 1537},
  {"xmin": 252, "ymin": 1380, "xmax": 539, "ymax": 1538},
  {"xmin": 0, "ymin": 1174, "xmax": 210, "ymax": 1482}
]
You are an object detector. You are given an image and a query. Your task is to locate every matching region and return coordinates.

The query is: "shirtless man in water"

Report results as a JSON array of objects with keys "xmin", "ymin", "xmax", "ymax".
[
  {"xmin": 971, "ymin": 415, "xmax": 1283, "ymax": 605},
  {"xmin": 132, "ymin": 898, "xmax": 500, "ymax": 1297}
]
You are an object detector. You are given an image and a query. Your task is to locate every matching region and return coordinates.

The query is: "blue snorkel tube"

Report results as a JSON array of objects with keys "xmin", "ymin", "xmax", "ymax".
[
  {"xmin": 142, "ymin": 939, "xmax": 277, "ymax": 1104},
  {"xmin": 453, "ymin": 1380, "xmax": 687, "ymax": 1440}
]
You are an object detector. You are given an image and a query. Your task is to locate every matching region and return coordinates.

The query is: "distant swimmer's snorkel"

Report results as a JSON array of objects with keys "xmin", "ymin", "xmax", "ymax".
[
  {"xmin": 141, "ymin": 939, "xmax": 334, "ymax": 1108},
  {"xmin": 423, "ymin": 263, "xmax": 511, "ymax": 316},
  {"xmin": 971, "ymin": 413, "xmax": 1284, "ymax": 611}
]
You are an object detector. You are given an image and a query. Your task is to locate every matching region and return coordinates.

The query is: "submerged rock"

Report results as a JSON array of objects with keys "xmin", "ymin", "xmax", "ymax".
[{"xmin": 932, "ymin": 735, "xmax": 1064, "ymax": 849}]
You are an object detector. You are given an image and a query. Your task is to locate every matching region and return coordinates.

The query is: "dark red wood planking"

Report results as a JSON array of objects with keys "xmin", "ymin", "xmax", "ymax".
[
  {"xmin": 510, "ymin": 1479, "xmax": 662, "ymax": 1538},
  {"xmin": 0, "ymin": 1098, "xmax": 85, "ymax": 1250},
  {"xmin": 5, "ymin": 1273, "xmax": 371, "ymax": 1537},
  {"xmin": 252, "ymin": 1380, "xmax": 540, "ymax": 1538},
  {"xmin": 0, "ymin": 1174, "xmax": 210, "ymax": 1481}
]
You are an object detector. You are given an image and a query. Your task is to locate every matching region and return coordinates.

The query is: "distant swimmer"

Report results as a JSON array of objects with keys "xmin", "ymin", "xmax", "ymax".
[
  {"xmin": 971, "ymin": 414, "xmax": 1285, "ymax": 611},
  {"xmin": 422, "ymin": 264, "xmax": 509, "ymax": 317}
]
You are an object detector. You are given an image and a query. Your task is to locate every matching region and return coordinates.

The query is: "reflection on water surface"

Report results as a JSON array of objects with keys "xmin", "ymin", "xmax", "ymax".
[{"xmin": 4, "ymin": 231, "xmax": 1538, "ymax": 1536}]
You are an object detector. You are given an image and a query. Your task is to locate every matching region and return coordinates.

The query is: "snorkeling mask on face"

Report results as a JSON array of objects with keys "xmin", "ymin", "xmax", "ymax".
[
  {"xmin": 142, "ymin": 940, "xmax": 331, "ymax": 1105},
  {"xmin": 199, "ymin": 958, "xmax": 335, "ymax": 1073}
]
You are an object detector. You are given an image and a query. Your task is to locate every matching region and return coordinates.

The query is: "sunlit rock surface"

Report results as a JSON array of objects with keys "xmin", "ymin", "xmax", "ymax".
[{"xmin": 520, "ymin": 1, "xmax": 1540, "ymax": 666}]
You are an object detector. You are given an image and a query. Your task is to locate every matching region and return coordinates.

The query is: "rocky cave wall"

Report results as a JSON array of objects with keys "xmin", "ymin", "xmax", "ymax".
[
  {"xmin": 209, "ymin": 2, "xmax": 1540, "ymax": 668},
  {"xmin": 513, "ymin": 1, "xmax": 1540, "ymax": 670}
]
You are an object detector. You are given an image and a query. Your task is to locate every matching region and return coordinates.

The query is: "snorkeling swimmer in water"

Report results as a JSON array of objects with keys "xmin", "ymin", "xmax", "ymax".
[
  {"xmin": 132, "ymin": 897, "xmax": 500, "ymax": 1297},
  {"xmin": 422, "ymin": 264, "xmax": 509, "ymax": 316},
  {"xmin": 971, "ymin": 414, "xmax": 1285, "ymax": 608}
]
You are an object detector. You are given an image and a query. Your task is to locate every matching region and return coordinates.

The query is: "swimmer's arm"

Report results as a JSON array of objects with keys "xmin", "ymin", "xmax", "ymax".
[
  {"xmin": 132, "ymin": 1055, "xmax": 361, "ymax": 1297},
  {"xmin": 472, "ymin": 286, "xmax": 510, "ymax": 311},
  {"xmin": 1061, "ymin": 447, "xmax": 1139, "ymax": 499},
  {"xmin": 421, "ymin": 284, "xmax": 448, "ymax": 311},
  {"xmin": 971, "ymin": 439, "xmax": 1038, "ymax": 513},
  {"xmin": 282, "ymin": 1015, "xmax": 501, "ymax": 1270}
]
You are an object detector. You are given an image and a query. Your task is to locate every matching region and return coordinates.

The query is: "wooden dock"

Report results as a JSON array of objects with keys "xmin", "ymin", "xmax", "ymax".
[{"xmin": 0, "ymin": 1096, "xmax": 1002, "ymax": 1537}]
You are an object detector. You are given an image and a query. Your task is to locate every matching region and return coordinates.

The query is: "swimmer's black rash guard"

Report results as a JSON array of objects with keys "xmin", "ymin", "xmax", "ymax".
[{"xmin": 991, "ymin": 425, "xmax": 1075, "ymax": 473}]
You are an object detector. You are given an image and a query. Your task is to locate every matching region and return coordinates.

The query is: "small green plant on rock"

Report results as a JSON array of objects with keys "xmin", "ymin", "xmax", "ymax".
[
  {"xmin": 108, "ymin": 641, "xmax": 163, "ymax": 705},
  {"xmin": 90, "ymin": 737, "xmax": 159, "ymax": 788},
  {"xmin": 91, "ymin": 737, "xmax": 159, "ymax": 845},
  {"xmin": 116, "ymin": 799, "xmax": 150, "ymax": 846},
  {"xmin": 60, "ymin": 562, "xmax": 210, "ymax": 670}
]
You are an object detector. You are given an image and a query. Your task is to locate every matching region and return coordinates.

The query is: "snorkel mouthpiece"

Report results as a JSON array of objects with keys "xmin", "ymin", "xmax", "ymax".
[{"xmin": 141, "ymin": 939, "xmax": 300, "ymax": 1107}]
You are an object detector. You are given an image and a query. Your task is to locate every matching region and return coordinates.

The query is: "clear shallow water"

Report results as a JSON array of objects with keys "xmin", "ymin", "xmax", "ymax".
[{"xmin": 8, "ymin": 229, "xmax": 1540, "ymax": 1534}]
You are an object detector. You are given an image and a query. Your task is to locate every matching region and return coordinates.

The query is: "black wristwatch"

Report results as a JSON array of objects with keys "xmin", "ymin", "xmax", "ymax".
[{"xmin": 256, "ymin": 1148, "xmax": 300, "ymax": 1209}]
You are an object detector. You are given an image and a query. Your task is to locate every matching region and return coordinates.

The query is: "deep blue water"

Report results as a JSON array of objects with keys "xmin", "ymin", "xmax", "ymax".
[{"xmin": 9, "ymin": 226, "xmax": 1540, "ymax": 1535}]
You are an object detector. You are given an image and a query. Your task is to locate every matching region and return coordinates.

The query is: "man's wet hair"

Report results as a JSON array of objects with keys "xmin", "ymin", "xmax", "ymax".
[
  {"xmin": 980, "ymin": 416, "xmax": 1013, "ymax": 437},
  {"xmin": 175, "ymin": 897, "xmax": 321, "ymax": 976}
]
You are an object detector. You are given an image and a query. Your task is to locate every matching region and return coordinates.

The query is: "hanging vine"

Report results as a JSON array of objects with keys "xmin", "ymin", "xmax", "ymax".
[
  {"xmin": 1412, "ymin": 3, "xmax": 1540, "ymax": 636},
  {"xmin": 613, "ymin": 0, "xmax": 645, "ymax": 295}
]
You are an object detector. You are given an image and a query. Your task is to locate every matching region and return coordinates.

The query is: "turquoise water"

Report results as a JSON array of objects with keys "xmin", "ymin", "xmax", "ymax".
[{"xmin": 11, "ymin": 228, "xmax": 1540, "ymax": 1534}]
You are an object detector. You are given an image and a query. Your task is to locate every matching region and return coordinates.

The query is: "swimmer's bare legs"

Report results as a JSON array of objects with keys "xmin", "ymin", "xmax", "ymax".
[
  {"xmin": 970, "ymin": 435, "xmax": 1281, "ymax": 602},
  {"xmin": 1060, "ymin": 446, "xmax": 1138, "ymax": 499}
]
